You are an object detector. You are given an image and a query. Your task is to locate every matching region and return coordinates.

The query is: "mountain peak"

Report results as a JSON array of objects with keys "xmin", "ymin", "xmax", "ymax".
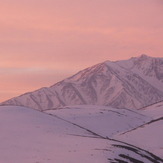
[
  {"xmin": 130, "ymin": 54, "xmax": 152, "ymax": 62},
  {"xmin": 132, "ymin": 54, "xmax": 152, "ymax": 65},
  {"xmin": 139, "ymin": 54, "xmax": 150, "ymax": 59},
  {"xmin": 136, "ymin": 54, "xmax": 163, "ymax": 61}
]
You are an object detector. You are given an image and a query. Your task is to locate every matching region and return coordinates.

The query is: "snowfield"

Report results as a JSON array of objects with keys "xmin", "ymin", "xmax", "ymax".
[
  {"xmin": 0, "ymin": 106, "xmax": 110, "ymax": 163},
  {"xmin": 115, "ymin": 101, "xmax": 163, "ymax": 158},
  {"xmin": 46, "ymin": 105, "xmax": 151, "ymax": 138},
  {"xmin": 0, "ymin": 105, "xmax": 162, "ymax": 163},
  {"xmin": 140, "ymin": 101, "xmax": 163, "ymax": 119}
]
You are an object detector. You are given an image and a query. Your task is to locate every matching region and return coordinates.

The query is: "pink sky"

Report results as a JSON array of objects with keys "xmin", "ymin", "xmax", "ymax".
[{"xmin": 0, "ymin": 0, "xmax": 163, "ymax": 101}]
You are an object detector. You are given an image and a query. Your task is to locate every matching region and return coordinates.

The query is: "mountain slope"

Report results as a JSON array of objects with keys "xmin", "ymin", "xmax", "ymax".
[{"xmin": 1, "ymin": 54, "xmax": 163, "ymax": 110}]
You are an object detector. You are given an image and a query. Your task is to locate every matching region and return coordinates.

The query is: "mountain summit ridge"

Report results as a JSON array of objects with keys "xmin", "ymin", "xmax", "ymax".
[{"xmin": 1, "ymin": 54, "xmax": 163, "ymax": 110}]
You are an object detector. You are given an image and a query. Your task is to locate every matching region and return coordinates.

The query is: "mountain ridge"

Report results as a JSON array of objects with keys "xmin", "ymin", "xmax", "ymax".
[{"xmin": 1, "ymin": 54, "xmax": 163, "ymax": 110}]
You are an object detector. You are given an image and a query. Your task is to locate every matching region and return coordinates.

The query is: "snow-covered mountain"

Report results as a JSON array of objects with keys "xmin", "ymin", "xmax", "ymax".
[{"xmin": 1, "ymin": 54, "xmax": 163, "ymax": 110}]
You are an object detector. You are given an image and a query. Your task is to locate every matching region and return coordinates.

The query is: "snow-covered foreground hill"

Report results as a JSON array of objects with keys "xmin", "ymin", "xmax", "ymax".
[
  {"xmin": 45, "ymin": 104, "xmax": 163, "ymax": 159},
  {"xmin": 0, "ymin": 105, "xmax": 162, "ymax": 163},
  {"xmin": 140, "ymin": 101, "xmax": 163, "ymax": 119},
  {"xmin": 46, "ymin": 105, "xmax": 151, "ymax": 138},
  {"xmin": 0, "ymin": 106, "xmax": 108, "ymax": 163},
  {"xmin": 115, "ymin": 101, "xmax": 163, "ymax": 158}
]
